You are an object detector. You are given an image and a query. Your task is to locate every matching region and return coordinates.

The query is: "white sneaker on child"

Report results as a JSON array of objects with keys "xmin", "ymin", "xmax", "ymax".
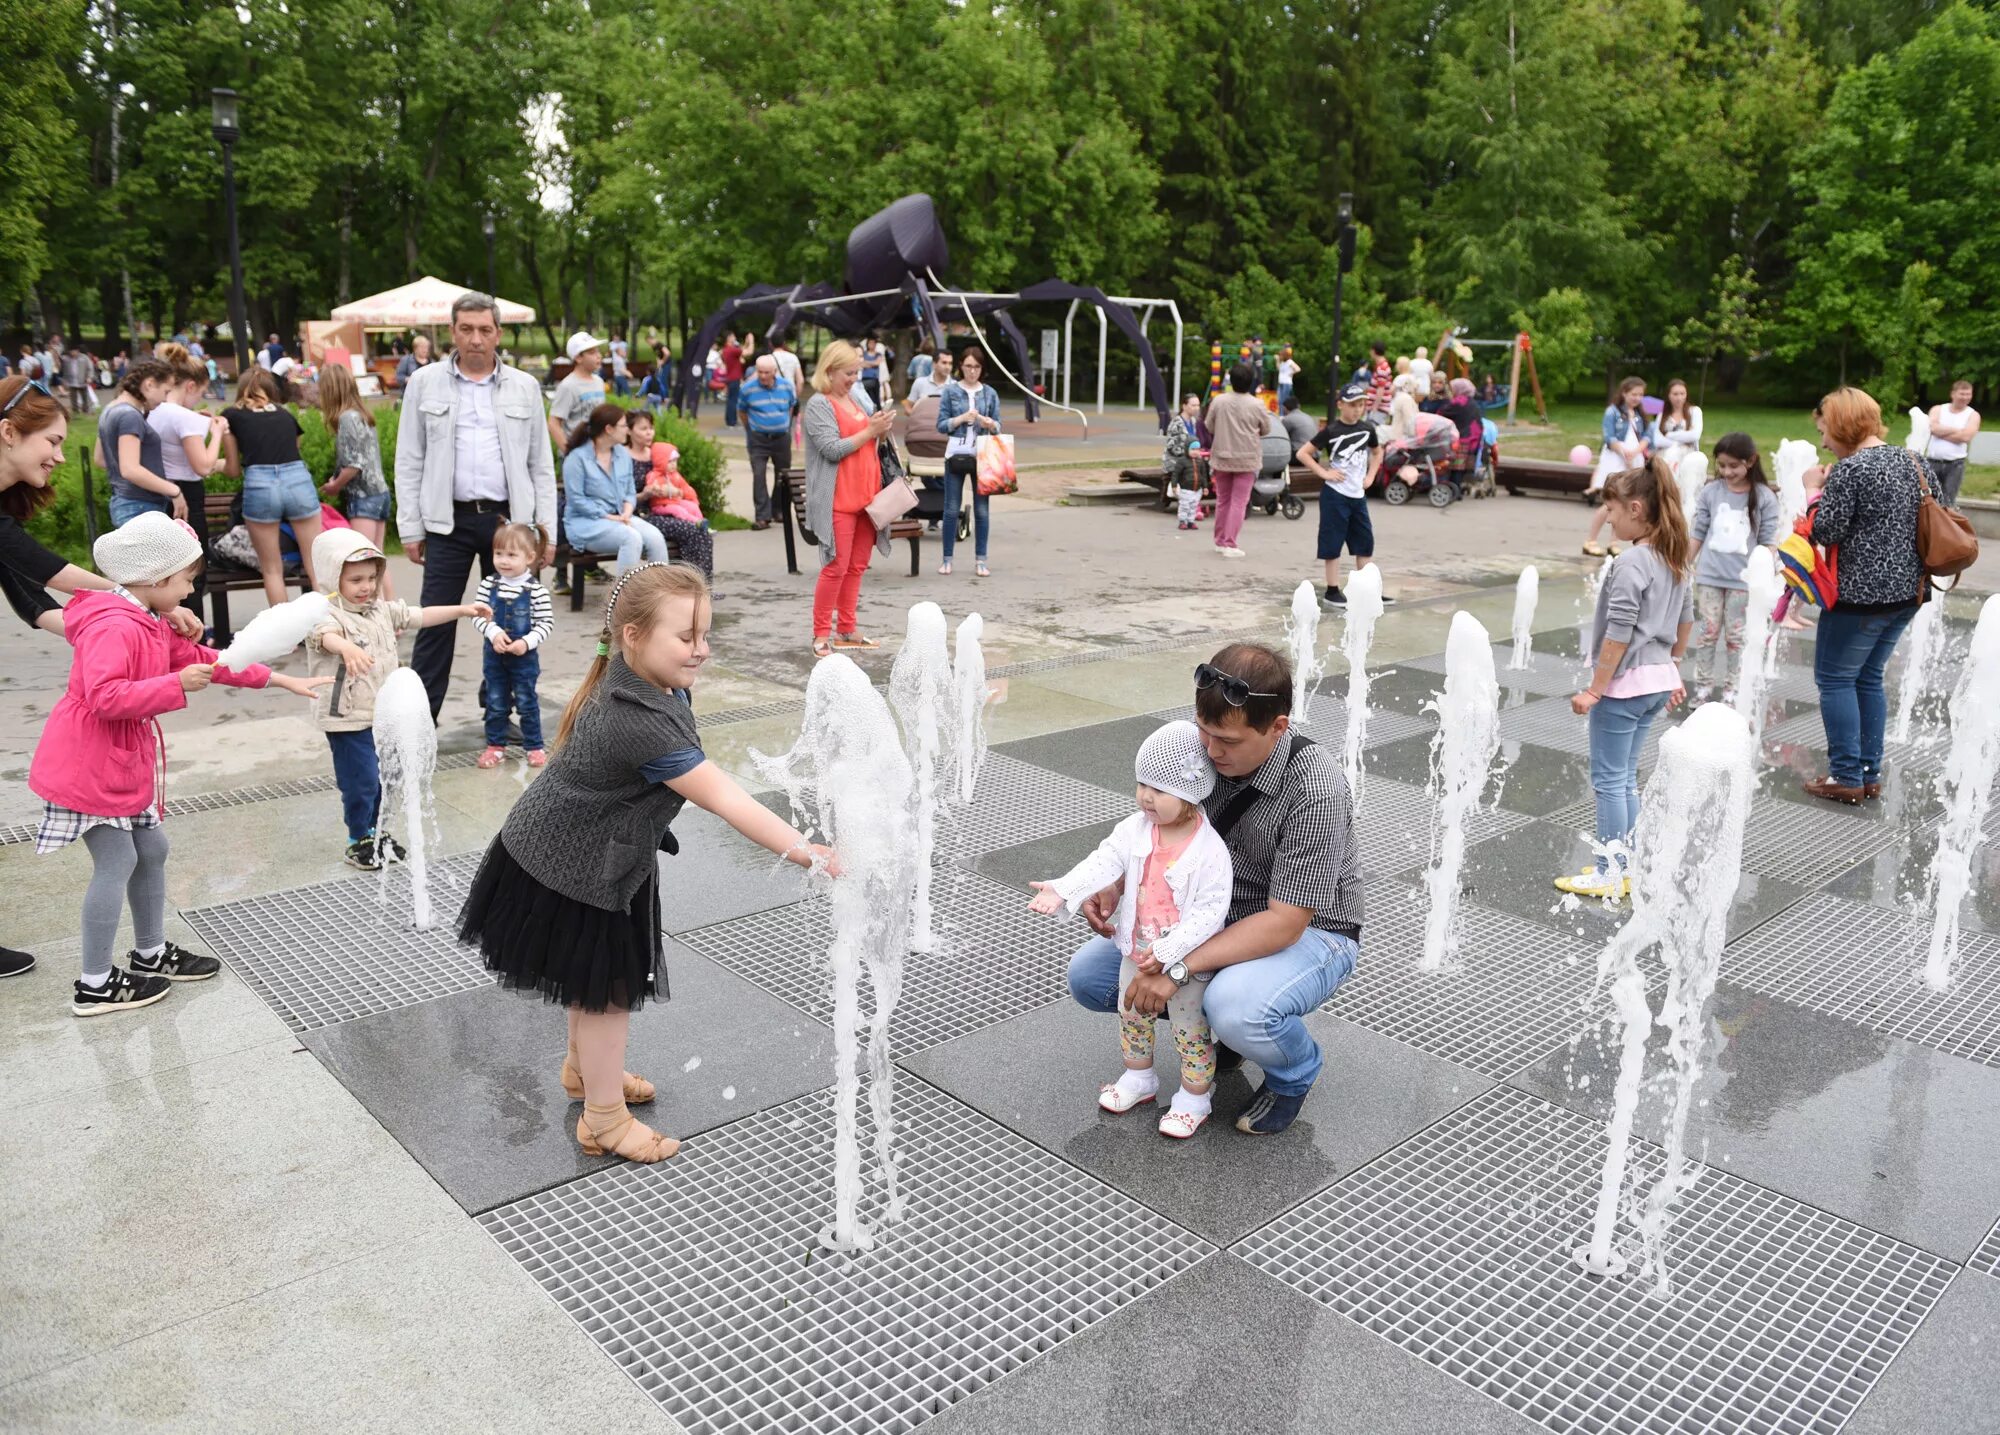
[
  {"xmin": 1098, "ymin": 1068, "xmax": 1159, "ymax": 1113},
  {"xmin": 1158, "ymin": 1088, "xmax": 1212, "ymax": 1140}
]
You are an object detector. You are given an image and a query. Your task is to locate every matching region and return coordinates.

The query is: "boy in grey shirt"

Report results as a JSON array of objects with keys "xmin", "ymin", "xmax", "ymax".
[{"xmin": 548, "ymin": 332, "xmax": 607, "ymax": 447}]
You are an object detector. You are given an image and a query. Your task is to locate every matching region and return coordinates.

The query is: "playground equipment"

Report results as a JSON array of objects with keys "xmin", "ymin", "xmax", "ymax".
[
  {"xmin": 676, "ymin": 194, "xmax": 1179, "ymax": 430},
  {"xmin": 1428, "ymin": 327, "xmax": 1550, "ymax": 424}
]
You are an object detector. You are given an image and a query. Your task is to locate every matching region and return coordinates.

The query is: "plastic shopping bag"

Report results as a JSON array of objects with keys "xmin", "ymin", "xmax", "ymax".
[{"xmin": 975, "ymin": 434, "xmax": 1017, "ymax": 496}]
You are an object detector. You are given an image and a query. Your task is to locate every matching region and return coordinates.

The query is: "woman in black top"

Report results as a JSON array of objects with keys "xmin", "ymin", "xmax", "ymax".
[{"xmin": 221, "ymin": 368, "xmax": 323, "ymax": 604}]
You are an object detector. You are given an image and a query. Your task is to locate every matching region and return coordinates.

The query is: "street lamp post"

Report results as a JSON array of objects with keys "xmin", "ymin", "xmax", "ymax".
[
  {"xmin": 211, "ymin": 88, "xmax": 250, "ymax": 377},
  {"xmin": 1327, "ymin": 192, "xmax": 1356, "ymax": 416},
  {"xmin": 482, "ymin": 211, "xmax": 498, "ymax": 299}
]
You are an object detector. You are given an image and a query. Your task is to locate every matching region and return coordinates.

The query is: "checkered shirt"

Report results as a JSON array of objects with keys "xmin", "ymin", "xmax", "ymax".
[
  {"xmin": 1201, "ymin": 730, "xmax": 1364, "ymax": 936},
  {"xmin": 35, "ymin": 801, "xmax": 162, "ymax": 855}
]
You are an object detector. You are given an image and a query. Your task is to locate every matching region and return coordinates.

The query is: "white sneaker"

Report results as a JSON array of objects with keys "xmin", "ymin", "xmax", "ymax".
[{"xmin": 1223, "ymin": 546, "xmax": 1247, "ymax": 559}]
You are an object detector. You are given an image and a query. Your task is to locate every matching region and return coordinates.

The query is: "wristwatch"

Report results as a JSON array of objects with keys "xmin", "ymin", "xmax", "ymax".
[{"xmin": 1166, "ymin": 960, "xmax": 1191, "ymax": 988}]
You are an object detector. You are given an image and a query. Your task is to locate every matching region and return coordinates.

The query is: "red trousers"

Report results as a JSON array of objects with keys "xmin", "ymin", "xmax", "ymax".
[{"xmin": 813, "ymin": 508, "xmax": 876, "ymax": 639}]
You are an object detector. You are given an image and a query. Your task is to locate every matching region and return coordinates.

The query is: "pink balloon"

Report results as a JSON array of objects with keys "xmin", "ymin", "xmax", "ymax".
[{"xmin": 1569, "ymin": 444, "xmax": 1594, "ymax": 466}]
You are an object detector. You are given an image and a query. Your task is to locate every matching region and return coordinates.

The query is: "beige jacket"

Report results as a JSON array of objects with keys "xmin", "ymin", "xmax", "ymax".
[
  {"xmin": 307, "ymin": 598, "xmax": 418, "ymax": 731},
  {"xmin": 1204, "ymin": 391, "xmax": 1270, "ymax": 473}
]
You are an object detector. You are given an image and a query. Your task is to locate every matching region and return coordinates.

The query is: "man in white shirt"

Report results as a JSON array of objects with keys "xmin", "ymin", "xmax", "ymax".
[
  {"xmin": 1927, "ymin": 379, "xmax": 1981, "ymax": 508},
  {"xmin": 396, "ymin": 292, "xmax": 557, "ymax": 717}
]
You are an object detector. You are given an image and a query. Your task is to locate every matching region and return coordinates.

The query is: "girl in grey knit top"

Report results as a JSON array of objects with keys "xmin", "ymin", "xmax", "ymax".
[{"xmin": 458, "ymin": 562, "xmax": 833, "ymax": 1166}]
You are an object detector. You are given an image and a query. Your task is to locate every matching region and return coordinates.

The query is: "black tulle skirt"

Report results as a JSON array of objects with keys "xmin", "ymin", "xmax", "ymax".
[{"xmin": 457, "ymin": 835, "xmax": 666, "ymax": 1012}]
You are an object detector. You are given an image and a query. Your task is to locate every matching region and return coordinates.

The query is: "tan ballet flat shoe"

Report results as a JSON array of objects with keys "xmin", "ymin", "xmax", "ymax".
[{"xmin": 560, "ymin": 1056, "xmax": 656, "ymax": 1104}]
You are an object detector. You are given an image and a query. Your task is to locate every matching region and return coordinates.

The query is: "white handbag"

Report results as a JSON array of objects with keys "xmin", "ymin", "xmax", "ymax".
[{"xmin": 864, "ymin": 475, "xmax": 919, "ymax": 529}]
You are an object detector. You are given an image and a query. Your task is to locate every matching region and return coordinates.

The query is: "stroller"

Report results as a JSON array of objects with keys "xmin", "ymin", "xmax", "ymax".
[
  {"xmin": 1378, "ymin": 413, "xmax": 1458, "ymax": 506},
  {"xmin": 1439, "ymin": 418, "xmax": 1500, "ymax": 505},
  {"xmin": 901, "ymin": 395, "xmax": 971, "ymax": 542}
]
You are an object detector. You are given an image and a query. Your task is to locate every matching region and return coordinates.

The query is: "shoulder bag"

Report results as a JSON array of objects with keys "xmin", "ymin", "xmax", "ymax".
[
  {"xmin": 864, "ymin": 439, "xmax": 918, "ymax": 528},
  {"xmin": 1909, "ymin": 449, "xmax": 1978, "ymax": 584}
]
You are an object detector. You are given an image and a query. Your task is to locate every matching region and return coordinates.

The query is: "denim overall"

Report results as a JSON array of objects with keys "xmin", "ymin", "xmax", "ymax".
[{"xmin": 483, "ymin": 582, "xmax": 544, "ymax": 750}]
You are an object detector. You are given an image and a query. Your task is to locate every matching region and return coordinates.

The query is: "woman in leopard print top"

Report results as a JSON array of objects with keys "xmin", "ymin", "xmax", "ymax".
[{"xmin": 1803, "ymin": 387, "xmax": 1937, "ymax": 804}]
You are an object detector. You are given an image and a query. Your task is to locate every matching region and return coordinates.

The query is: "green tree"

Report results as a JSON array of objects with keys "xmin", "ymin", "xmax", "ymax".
[{"xmin": 1512, "ymin": 287, "xmax": 1597, "ymax": 400}]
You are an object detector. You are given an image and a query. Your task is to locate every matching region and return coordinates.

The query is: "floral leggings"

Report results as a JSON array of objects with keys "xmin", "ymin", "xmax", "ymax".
[
  {"xmin": 1694, "ymin": 584, "xmax": 1749, "ymax": 687},
  {"xmin": 1118, "ymin": 954, "xmax": 1217, "ymax": 1088}
]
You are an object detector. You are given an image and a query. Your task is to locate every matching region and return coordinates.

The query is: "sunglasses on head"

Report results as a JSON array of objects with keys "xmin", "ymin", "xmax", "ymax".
[
  {"xmin": 0, "ymin": 379, "xmax": 52, "ymax": 417},
  {"xmin": 1194, "ymin": 662, "xmax": 1279, "ymax": 707}
]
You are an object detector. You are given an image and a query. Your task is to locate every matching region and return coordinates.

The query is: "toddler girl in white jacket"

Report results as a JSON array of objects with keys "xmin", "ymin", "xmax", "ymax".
[{"xmin": 1029, "ymin": 721, "xmax": 1234, "ymax": 1138}]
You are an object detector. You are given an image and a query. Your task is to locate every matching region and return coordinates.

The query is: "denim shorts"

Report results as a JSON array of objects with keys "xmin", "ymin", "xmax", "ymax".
[
  {"xmin": 344, "ymin": 489, "xmax": 392, "ymax": 521},
  {"xmin": 109, "ymin": 491, "xmax": 175, "ymax": 528},
  {"xmin": 241, "ymin": 460, "xmax": 320, "ymax": 522}
]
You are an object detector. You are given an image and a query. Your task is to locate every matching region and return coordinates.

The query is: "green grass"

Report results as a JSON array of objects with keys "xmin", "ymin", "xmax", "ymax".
[{"xmin": 1502, "ymin": 399, "xmax": 1998, "ymax": 498}]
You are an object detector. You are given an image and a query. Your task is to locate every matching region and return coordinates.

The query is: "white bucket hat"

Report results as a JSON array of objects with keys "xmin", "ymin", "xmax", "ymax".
[
  {"xmin": 1134, "ymin": 720, "xmax": 1216, "ymax": 805},
  {"xmin": 93, "ymin": 512, "xmax": 204, "ymax": 586}
]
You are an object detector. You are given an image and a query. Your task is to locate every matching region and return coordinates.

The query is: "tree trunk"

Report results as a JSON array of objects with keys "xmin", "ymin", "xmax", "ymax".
[{"xmin": 520, "ymin": 233, "xmax": 562, "ymax": 357}]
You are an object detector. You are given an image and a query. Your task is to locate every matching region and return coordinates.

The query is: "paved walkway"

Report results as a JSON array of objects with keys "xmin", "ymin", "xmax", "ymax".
[{"xmin": 3, "ymin": 454, "xmax": 1998, "ymax": 1432}]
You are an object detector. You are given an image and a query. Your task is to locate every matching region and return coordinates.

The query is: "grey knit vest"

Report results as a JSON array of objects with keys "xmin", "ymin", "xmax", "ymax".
[{"xmin": 500, "ymin": 656, "xmax": 698, "ymax": 910}]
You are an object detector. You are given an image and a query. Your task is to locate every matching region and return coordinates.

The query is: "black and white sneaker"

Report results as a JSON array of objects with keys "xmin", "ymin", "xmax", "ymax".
[
  {"xmin": 128, "ymin": 942, "xmax": 221, "ymax": 982},
  {"xmin": 0, "ymin": 946, "xmax": 35, "ymax": 978},
  {"xmin": 1322, "ymin": 587, "xmax": 1347, "ymax": 611},
  {"xmin": 346, "ymin": 837, "xmax": 381, "ymax": 871},
  {"xmin": 71, "ymin": 964, "xmax": 172, "ymax": 1017},
  {"xmin": 376, "ymin": 833, "xmax": 406, "ymax": 864}
]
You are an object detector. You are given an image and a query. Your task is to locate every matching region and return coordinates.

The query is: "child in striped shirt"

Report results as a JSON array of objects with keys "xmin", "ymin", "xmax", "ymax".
[{"xmin": 474, "ymin": 522, "xmax": 556, "ymax": 768}]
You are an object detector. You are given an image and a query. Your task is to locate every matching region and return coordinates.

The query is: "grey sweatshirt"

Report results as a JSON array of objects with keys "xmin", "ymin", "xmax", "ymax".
[{"xmin": 1590, "ymin": 544, "xmax": 1695, "ymax": 678}]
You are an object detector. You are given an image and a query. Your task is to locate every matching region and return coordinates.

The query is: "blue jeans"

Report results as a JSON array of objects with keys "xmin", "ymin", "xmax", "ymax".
[
  {"xmin": 344, "ymin": 489, "xmax": 392, "ymax": 521},
  {"xmin": 942, "ymin": 458, "xmax": 989, "ymax": 562},
  {"xmin": 565, "ymin": 515, "xmax": 668, "ymax": 574},
  {"xmin": 1588, "ymin": 690, "xmax": 1670, "ymax": 869},
  {"xmin": 325, "ymin": 729, "xmax": 380, "ymax": 843},
  {"xmin": 1815, "ymin": 605, "xmax": 1918, "ymax": 785},
  {"xmin": 1067, "ymin": 928, "xmax": 1358, "ymax": 1097},
  {"xmin": 724, "ymin": 379, "xmax": 742, "ymax": 426},
  {"xmin": 482, "ymin": 648, "xmax": 543, "ymax": 749},
  {"xmin": 109, "ymin": 491, "xmax": 175, "ymax": 527}
]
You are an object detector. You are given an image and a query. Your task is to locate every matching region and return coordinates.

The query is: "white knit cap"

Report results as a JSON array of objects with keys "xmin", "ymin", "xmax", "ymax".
[
  {"xmin": 1135, "ymin": 720, "xmax": 1216, "ymax": 805},
  {"xmin": 93, "ymin": 512, "xmax": 204, "ymax": 586}
]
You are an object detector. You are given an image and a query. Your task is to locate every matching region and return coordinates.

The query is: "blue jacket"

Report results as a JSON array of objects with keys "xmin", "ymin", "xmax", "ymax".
[
  {"xmin": 936, "ymin": 381, "xmax": 1002, "ymax": 438},
  {"xmin": 1601, "ymin": 405, "xmax": 1654, "ymax": 449},
  {"xmin": 562, "ymin": 444, "xmax": 636, "ymax": 526}
]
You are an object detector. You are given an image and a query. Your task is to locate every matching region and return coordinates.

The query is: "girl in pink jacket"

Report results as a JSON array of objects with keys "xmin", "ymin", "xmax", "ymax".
[{"xmin": 29, "ymin": 513, "xmax": 325, "ymax": 1017}]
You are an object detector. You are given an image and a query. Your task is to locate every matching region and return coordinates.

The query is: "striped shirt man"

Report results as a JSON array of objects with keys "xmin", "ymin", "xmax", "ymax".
[{"xmin": 739, "ymin": 374, "xmax": 796, "ymax": 434}]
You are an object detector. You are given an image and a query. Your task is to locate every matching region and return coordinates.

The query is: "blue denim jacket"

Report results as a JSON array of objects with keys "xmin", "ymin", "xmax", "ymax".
[
  {"xmin": 936, "ymin": 381, "xmax": 1002, "ymax": 436},
  {"xmin": 1601, "ymin": 405, "xmax": 1654, "ymax": 449},
  {"xmin": 562, "ymin": 444, "xmax": 636, "ymax": 527}
]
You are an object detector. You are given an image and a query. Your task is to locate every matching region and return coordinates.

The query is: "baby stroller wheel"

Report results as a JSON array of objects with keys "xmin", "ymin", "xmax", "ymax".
[
  {"xmin": 1429, "ymin": 480, "xmax": 1457, "ymax": 509},
  {"xmin": 1384, "ymin": 477, "xmax": 1412, "ymax": 506},
  {"xmin": 958, "ymin": 512, "xmax": 972, "ymax": 542},
  {"xmin": 1264, "ymin": 497, "xmax": 1279, "ymax": 516},
  {"xmin": 1281, "ymin": 493, "xmax": 1304, "ymax": 520}
]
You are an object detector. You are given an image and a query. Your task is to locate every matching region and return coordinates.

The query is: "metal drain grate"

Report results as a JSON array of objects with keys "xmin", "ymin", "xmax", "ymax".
[
  {"xmin": 1326, "ymin": 879, "xmax": 1608, "ymax": 1077},
  {"xmin": 1495, "ymin": 696, "xmax": 1674, "ymax": 760},
  {"xmin": 1357, "ymin": 780, "xmax": 1534, "ymax": 880},
  {"xmin": 1969, "ymin": 1217, "xmax": 2000, "ymax": 1280},
  {"xmin": 181, "ymin": 851, "xmax": 488, "ymax": 1032},
  {"xmin": 1762, "ymin": 709, "xmax": 1951, "ymax": 772},
  {"xmin": 1538, "ymin": 793, "xmax": 1898, "ymax": 891},
  {"xmin": 480, "ymin": 1079, "xmax": 1210, "ymax": 1435},
  {"xmin": 1235, "ymin": 1086, "xmax": 1954, "ymax": 1435},
  {"xmin": 1401, "ymin": 643, "xmax": 1590, "ymax": 699},
  {"xmin": 1150, "ymin": 691, "xmax": 1437, "ymax": 750},
  {"xmin": 700, "ymin": 696, "xmax": 809, "ymax": 726},
  {"xmin": 0, "ymin": 749, "xmax": 490, "ymax": 847},
  {"xmin": 987, "ymin": 633, "xmax": 1217, "ymax": 678},
  {"xmin": 938, "ymin": 752, "xmax": 1130, "ymax": 856},
  {"xmin": 1726, "ymin": 893, "xmax": 2000, "ymax": 1068},
  {"xmin": 676, "ymin": 868, "xmax": 1080, "ymax": 1054}
]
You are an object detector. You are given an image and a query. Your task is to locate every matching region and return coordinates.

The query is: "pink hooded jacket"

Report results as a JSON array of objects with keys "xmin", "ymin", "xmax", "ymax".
[{"xmin": 28, "ymin": 590, "xmax": 270, "ymax": 818}]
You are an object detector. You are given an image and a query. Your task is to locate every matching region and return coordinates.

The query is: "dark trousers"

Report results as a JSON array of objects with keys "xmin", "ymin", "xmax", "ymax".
[
  {"xmin": 745, "ymin": 429, "xmax": 791, "ymax": 523},
  {"xmin": 724, "ymin": 379, "xmax": 742, "ymax": 426},
  {"xmin": 482, "ymin": 647, "xmax": 544, "ymax": 749},
  {"xmin": 180, "ymin": 478, "xmax": 207, "ymax": 621},
  {"xmin": 325, "ymin": 729, "xmax": 381, "ymax": 843},
  {"xmin": 411, "ymin": 504, "xmax": 502, "ymax": 719}
]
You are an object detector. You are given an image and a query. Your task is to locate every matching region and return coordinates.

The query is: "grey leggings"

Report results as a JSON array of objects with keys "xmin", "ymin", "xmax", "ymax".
[{"xmin": 80, "ymin": 824, "xmax": 169, "ymax": 981}]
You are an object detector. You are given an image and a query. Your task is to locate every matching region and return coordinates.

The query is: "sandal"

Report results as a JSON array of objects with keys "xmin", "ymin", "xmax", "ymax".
[
  {"xmin": 812, "ymin": 637, "xmax": 834, "ymax": 659},
  {"xmin": 1581, "ymin": 542, "xmax": 1607, "ymax": 557},
  {"xmin": 576, "ymin": 1104, "xmax": 679, "ymax": 1163},
  {"xmin": 833, "ymin": 632, "xmax": 880, "ymax": 650},
  {"xmin": 975, "ymin": 561, "xmax": 990, "ymax": 578},
  {"xmin": 1098, "ymin": 1081, "xmax": 1158, "ymax": 1114},
  {"xmin": 937, "ymin": 561, "xmax": 953, "ymax": 575},
  {"xmin": 476, "ymin": 745, "xmax": 506, "ymax": 769},
  {"xmin": 1158, "ymin": 1107, "xmax": 1209, "ymax": 1140},
  {"xmin": 560, "ymin": 1056, "xmax": 655, "ymax": 1104}
]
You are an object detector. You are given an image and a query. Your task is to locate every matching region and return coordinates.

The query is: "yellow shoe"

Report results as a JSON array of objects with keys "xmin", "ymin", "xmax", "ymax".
[{"xmin": 1553, "ymin": 868, "xmax": 1624, "ymax": 901}]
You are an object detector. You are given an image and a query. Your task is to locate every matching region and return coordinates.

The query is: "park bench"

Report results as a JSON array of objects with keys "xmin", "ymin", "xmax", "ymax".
[
  {"xmin": 1495, "ymin": 454, "xmax": 1593, "ymax": 499},
  {"xmin": 773, "ymin": 468, "xmax": 925, "ymax": 577}
]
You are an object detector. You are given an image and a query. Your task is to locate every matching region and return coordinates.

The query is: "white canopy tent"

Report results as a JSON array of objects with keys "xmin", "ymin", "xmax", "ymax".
[{"xmin": 330, "ymin": 276, "xmax": 536, "ymax": 327}]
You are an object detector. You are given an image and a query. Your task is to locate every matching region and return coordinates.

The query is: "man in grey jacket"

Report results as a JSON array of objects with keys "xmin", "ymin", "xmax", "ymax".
[{"xmin": 395, "ymin": 291, "xmax": 558, "ymax": 718}]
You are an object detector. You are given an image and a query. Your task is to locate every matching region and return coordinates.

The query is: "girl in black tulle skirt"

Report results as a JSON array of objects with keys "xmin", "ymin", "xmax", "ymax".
[{"xmin": 458, "ymin": 563, "xmax": 830, "ymax": 1166}]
